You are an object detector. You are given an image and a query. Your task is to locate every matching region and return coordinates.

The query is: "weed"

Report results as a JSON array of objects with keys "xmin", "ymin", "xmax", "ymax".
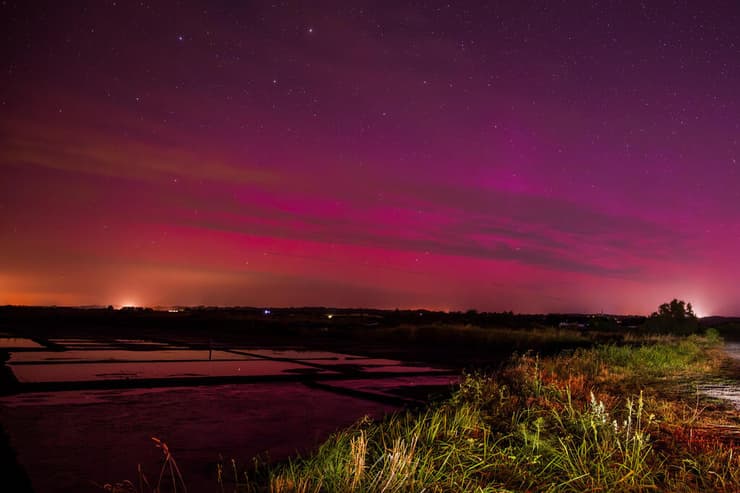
[
  {"xmin": 239, "ymin": 334, "xmax": 738, "ymax": 492},
  {"xmin": 110, "ymin": 333, "xmax": 738, "ymax": 492},
  {"xmin": 99, "ymin": 437, "xmax": 186, "ymax": 493}
]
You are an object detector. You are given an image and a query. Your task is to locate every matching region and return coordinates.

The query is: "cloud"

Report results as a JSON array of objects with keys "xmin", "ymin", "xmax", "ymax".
[
  {"xmin": 0, "ymin": 113, "xmax": 274, "ymax": 187},
  {"xmin": 3, "ymin": 116, "xmax": 690, "ymax": 282},
  {"xmin": 153, "ymin": 170, "xmax": 694, "ymax": 279}
]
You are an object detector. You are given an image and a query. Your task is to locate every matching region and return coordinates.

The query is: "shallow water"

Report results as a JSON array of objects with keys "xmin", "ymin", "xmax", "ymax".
[
  {"xmin": 5, "ymin": 340, "xmax": 445, "ymax": 386},
  {"xmin": 8, "ymin": 349, "xmax": 256, "ymax": 363},
  {"xmin": 0, "ymin": 335, "xmax": 456, "ymax": 492},
  {"xmin": 0, "ymin": 337, "xmax": 44, "ymax": 349},
  {"xmin": 0, "ymin": 382, "xmax": 396, "ymax": 492},
  {"xmin": 10, "ymin": 358, "xmax": 339, "ymax": 382},
  {"xmin": 698, "ymin": 342, "xmax": 740, "ymax": 409}
]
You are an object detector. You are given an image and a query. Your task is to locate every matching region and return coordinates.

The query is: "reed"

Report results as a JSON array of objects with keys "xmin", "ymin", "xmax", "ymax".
[
  {"xmin": 100, "ymin": 437, "xmax": 187, "ymax": 493},
  {"xmin": 108, "ymin": 330, "xmax": 738, "ymax": 492},
  {"xmin": 240, "ymin": 331, "xmax": 738, "ymax": 492}
]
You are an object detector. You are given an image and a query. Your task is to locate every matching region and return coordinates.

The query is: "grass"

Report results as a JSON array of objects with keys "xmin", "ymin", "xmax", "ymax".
[
  {"xmin": 99, "ymin": 437, "xmax": 187, "ymax": 493},
  {"xmin": 217, "ymin": 329, "xmax": 739, "ymax": 493},
  {"xmin": 105, "ymin": 329, "xmax": 739, "ymax": 492}
]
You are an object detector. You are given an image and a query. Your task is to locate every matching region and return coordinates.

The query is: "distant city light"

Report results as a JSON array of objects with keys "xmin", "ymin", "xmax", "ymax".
[
  {"xmin": 264, "ymin": 309, "xmax": 271, "ymax": 315},
  {"xmin": 692, "ymin": 304, "xmax": 706, "ymax": 318}
]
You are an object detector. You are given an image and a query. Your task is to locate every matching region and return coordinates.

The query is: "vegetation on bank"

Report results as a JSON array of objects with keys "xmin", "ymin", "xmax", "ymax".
[
  {"xmin": 205, "ymin": 330, "xmax": 738, "ymax": 493},
  {"xmin": 95, "ymin": 297, "xmax": 737, "ymax": 493}
]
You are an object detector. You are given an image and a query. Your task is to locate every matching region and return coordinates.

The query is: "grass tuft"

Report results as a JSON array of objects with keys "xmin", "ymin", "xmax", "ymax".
[
  {"xmin": 232, "ymin": 331, "xmax": 738, "ymax": 492},
  {"xmin": 109, "ymin": 330, "xmax": 738, "ymax": 492}
]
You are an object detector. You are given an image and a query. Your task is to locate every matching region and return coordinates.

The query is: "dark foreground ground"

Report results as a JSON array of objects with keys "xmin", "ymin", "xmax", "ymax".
[{"xmin": 1, "ymin": 306, "xmax": 739, "ymax": 492}]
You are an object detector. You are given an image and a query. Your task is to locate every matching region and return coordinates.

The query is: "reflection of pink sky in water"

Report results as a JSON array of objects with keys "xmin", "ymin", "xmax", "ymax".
[
  {"xmin": 7, "ymin": 346, "xmax": 438, "ymax": 383},
  {"xmin": 360, "ymin": 365, "xmax": 443, "ymax": 373},
  {"xmin": 323, "ymin": 375, "xmax": 460, "ymax": 400},
  {"xmin": 47, "ymin": 338, "xmax": 188, "ymax": 350},
  {"xmin": 699, "ymin": 342, "xmax": 740, "ymax": 410},
  {"xmin": 319, "ymin": 358, "xmax": 408, "ymax": 366},
  {"xmin": 10, "ymin": 359, "xmax": 336, "ymax": 382},
  {"xmin": 0, "ymin": 383, "xmax": 397, "ymax": 493},
  {"xmin": 243, "ymin": 349, "xmax": 363, "ymax": 360},
  {"xmin": 1, "ymin": 338, "xmax": 454, "ymax": 492},
  {"xmin": 49, "ymin": 339, "xmax": 120, "ymax": 346},
  {"xmin": 9, "ymin": 349, "xmax": 257, "ymax": 363},
  {"xmin": 0, "ymin": 337, "xmax": 44, "ymax": 349},
  {"xmin": 243, "ymin": 348, "xmax": 384, "ymax": 363},
  {"xmin": 0, "ymin": 375, "xmax": 457, "ymax": 408},
  {"xmin": 0, "ymin": 387, "xmax": 190, "ymax": 407},
  {"xmin": 237, "ymin": 350, "xmax": 408, "ymax": 367},
  {"xmin": 332, "ymin": 375, "xmax": 459, "ymax": 390}
]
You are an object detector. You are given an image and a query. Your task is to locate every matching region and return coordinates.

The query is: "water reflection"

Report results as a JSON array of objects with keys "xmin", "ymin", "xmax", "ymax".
[
  {"xmin": 0, "ymin": 334, "xmax": 456, "ymax": 493},
  {"xmin": 699, "ymin": 342, "xmax": 740, "ymax": 409},
  {"xmin": 10, "ymin": 359, "xmax": 337, "ymax": 383},
  {"xmin": 0, "ymin": 382, "xmax": 398, "ymax": 492},
  {"xmin": 5, "ymin": 340, "xmax": 444, "ymax": 384},
  {"xmin": 0, "ymin": 337, "xmax": 44, "ymax": 349},
  {"xmin": 9, "ymin": 349, "xmax": 257, "ymax": 363}
]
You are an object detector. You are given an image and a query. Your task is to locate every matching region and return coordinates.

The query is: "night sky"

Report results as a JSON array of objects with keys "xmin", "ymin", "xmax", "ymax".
[{"xmin": 2, "ymin": 1, "xmax": 739, "ymax": 315}]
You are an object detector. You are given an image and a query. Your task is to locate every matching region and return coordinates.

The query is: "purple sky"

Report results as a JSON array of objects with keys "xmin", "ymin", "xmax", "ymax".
[{"xmin": 2, "ymin": 1, "xmax": 739, "ymax": 315}]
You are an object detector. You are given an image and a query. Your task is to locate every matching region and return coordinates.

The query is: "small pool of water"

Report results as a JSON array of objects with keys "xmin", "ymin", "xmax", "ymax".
[
  {"xmin": 5, "ymin": 345, "xmax": 440, "ymax": 384},
  {"xmin": 698, "ymin": 342, "xmax": 740, "ymax": 409},
  {"xmin": 9, "ymin": 349, "xmax": 257, "ymax": 363},
  {"xmin": 0, "ymin": 335, "xmax": 456, "ymax": 492},
  {"xmin": 0, "ymin": 337, "xmax": 44, "ymax": 349},
  {"xmin": 238, "ymin": 349, "xmax": 362, "ymax": 360},
  {"xmin": 0, "ymin": 382, "xmax": 397, "ymax": 493},
  {"xmin": 10, "ymin": 359, "xmax": 338, "ymax": 382},
  {"xmin": 698, "ymin": 381, "xmax": 740, "ymax": 409},
  {"xmin": 322, "ymin": 374, "xmax": 459, "ymax": 400}
]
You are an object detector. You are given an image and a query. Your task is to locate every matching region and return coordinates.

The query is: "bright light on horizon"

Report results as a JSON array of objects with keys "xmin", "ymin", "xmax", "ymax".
[
  {"xmin": 117, "ymin": 299, "xmax": 141, "ymax": 309},
  {"xmin": 692, "ymin": 305, "xmax": 706, "ymax": 318}
]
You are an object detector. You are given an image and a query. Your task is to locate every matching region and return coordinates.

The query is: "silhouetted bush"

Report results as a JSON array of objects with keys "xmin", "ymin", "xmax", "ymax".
[{"xmin": 644, "ymin": 299, "xmax": 699, "ymax": 334}]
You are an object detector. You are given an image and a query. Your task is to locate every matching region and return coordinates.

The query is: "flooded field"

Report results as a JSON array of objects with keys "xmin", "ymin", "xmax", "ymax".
[
  {"xmin": 699, "ymin": 342, "xmax": 740, "ymax": 409},
  {"xmin": 0, "ymin": 336, "xmax": 45, "ymax": 349},
  {"xmin": 5, "ymin": 318, "xmax": 738, "ymax": 493},
  {"xmin": 0, "ymin": 334, "xmax": 457, "ymax": 492}
]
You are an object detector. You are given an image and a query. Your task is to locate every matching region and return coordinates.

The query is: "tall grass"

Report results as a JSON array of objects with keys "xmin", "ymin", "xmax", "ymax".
[
  {"xmin": 106, "ymin": 331, "xmax": 737, "ymax": 492},
  {"xmin": 100, "ymin": 437, "xmax": 187, "ymax": 493},
  {"xmin": 226, "ymin": 331, "xmax": 738, "ymax": 493}
]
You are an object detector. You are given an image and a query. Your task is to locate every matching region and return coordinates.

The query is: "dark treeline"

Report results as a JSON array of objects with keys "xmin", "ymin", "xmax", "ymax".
[
  {"xmin": 0, "ymin": 304, "xmax": 649, "ymax": 334},
  {"xmin": 2, "ymin": 304, "xmax": 737, "ymax": 347}
]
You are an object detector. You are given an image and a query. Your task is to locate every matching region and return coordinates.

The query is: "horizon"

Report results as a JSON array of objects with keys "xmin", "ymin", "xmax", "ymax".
[
  {"xmin": 3, "ymin": 2, "xmax": 740, "ymax": 316},
  {"xmin": 4, "ymin": 303, "xmax": 736, "ymax": 320}
]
